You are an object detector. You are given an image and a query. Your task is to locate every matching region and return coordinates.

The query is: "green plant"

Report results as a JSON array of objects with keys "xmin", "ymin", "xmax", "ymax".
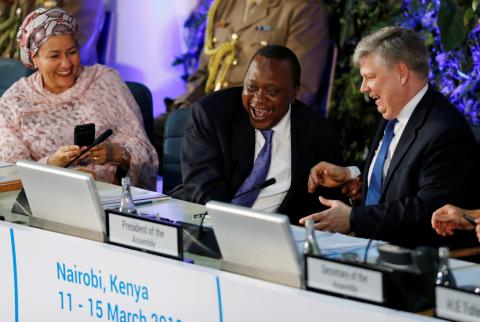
[
  {"xmin": 405, "ymin": 0, "xmax": 480, "ymax": 125},
  {"xmin": 324, "ymin": 0, "xmax": 479, "ymax": 164},
  {"xmin": 324, "ymin": 0, "xmax": 403, "ymax": 163}
]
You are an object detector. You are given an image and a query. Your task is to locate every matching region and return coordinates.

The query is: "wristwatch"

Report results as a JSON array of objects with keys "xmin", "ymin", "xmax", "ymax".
[
  {"xmin": 112, "ymin": 146, "xmax": 129, "ymax": 165},
  {"xmin": 119, "ymin": 147, "xmax": 129, "ymax": 164}
]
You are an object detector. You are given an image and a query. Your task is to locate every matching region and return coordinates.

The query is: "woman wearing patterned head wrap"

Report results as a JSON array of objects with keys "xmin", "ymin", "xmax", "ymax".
[{"xmin": 0, "ymin": 8, "xmax": 158, "ymax": 190}]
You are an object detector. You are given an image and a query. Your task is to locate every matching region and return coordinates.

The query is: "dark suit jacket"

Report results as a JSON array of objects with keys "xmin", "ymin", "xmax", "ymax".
[
  {"xmin": 351, "ymin": 86, "xmax": 480, "ymax": 249},
  {"xmin": 176, "ymin": 86, "xmax": 342, "ymax": 224}
]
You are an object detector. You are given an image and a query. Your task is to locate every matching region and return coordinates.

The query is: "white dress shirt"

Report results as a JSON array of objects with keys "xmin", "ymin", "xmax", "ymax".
[
  {"xmin": 251, "ymin": 108, "xmax": 291, "ymax": 212},
  {"xmin": 367, "ymin": 84, "xmax": 429, "ymax": 185}
]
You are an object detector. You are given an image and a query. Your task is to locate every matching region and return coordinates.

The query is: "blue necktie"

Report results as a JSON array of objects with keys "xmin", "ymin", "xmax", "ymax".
[
  {"xmin": 232, "ymin": 129, "xmax": 273, "ymax": 207},
  {"xmin": 366, "ymin": 120, "xmax": 397, "ymax": 205}
]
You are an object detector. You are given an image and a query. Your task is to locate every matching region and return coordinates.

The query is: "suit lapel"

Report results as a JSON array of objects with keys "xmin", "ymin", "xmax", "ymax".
[
  {"xmin": 381, "ymin": 87, "xmax": 433, "ymax": 196},
  {"xmin": 279, "ymin": 104, "xmax": 299, "ymax": 212},
  {"xmin": 231, "ymin": 107, "xmax": 255, "ymax": 188},
  {"xmin": 236, "ymin": 0, "xmax": 280, "ymax": 33}
]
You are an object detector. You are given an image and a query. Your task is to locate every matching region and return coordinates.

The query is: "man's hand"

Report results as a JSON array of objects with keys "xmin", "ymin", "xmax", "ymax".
[
  {"xmin": 431, "ymin": 204, "xmax": 477, "ymax": 237},
  {"xmin": 341, "ymin": 176, "xmax": 362, "ymax": 200},
  {"xmin": 299, "ymin": 196, "xmax": 351, "ymax": 234},
  {"xmin": 308, "ymin": 161, "xmax": 352, "ymax": 193}
]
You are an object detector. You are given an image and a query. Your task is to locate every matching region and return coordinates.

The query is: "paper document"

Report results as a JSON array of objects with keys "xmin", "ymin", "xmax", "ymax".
[
  {"xmin": 0, "ymin": 162, "xmax": 13, "ymax": 168},
  {"xmin": 291, "ymin": 225, "xmax": 383, "ymax": 259},
  {"xmin": 99, "ymin": 186, "xmax": 169, "ymax": 208},
  {"xmin": 0, "ymin": 176, "xmax": 18, "ymax": 183}
]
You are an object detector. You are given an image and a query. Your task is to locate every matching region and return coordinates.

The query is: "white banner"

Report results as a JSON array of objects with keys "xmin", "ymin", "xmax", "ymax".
[
  {"xmin": 0, "ymin": 225, "xmax": 16, "ymax": 322},
  {"xmin": 0, "ymin": 222, "xmax": 438, "ymax": 322},
  {"xmin": 1, "ymin": 223, "xmax": 220, "ymax": 322}
]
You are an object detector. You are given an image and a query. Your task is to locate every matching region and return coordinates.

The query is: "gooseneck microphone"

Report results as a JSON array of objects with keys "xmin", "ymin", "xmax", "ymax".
[
  {"xmin": 231, "ymin": 178, "xmax": 276, "ymax": 200},
  {"xmin": 65, "ymin": 129, "xmax": 113, "ymax": 167}
]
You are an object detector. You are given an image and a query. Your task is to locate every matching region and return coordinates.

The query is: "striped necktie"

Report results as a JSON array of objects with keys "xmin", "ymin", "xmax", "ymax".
[{"xmin": 232, "ymin": 129, "xmax": 273, "ymax": 207}]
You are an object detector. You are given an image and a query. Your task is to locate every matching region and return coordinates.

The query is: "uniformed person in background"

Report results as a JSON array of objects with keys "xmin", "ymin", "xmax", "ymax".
[{"xmin": 155, "ymin": 0, "xmax": 329, "ymax": 174}]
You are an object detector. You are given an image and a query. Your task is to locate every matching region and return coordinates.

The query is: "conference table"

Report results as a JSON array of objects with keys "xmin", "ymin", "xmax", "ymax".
[{"xmin": 0, "ymin": 164, "xmax": 467, "ymax": 321}]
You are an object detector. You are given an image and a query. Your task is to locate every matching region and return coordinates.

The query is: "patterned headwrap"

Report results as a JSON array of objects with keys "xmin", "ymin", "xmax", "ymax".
[{"xmin": 17, "ymin": 7, "xmax": 78, "ymax": 69}]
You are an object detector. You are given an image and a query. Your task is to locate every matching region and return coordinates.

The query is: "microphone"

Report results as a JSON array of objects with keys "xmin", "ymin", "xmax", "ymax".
[
  {"xmin": 65, "ymin": 129, "xmax": 113, "ymax": 167},
  {"xmin": 231, "ymin": 178, "xmax": 276, "ymax": 200},
  {"xmin": 363, "ymin": 209, "xmax": 387, "ymax": 263}
]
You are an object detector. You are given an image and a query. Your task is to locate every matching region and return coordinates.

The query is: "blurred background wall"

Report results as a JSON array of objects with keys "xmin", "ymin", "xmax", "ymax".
[{"xmin": 106, "ymin": 0, "xmax": 200, "ymax": 117}]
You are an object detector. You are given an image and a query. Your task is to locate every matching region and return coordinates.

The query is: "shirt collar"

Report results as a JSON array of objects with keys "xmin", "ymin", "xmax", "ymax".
[
  {"xmin": 255, "ymin": 106, "xmax": 291, "ymax": 139},
  {"xmin": 396, "ymin": 83, "xmax": 428, "ymax": 126}
]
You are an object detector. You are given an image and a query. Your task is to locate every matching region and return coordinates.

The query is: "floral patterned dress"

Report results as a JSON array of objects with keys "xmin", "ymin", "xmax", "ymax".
[{"xmin": 0, "ymin": 64, "xmax": 158, "ymax": 190}]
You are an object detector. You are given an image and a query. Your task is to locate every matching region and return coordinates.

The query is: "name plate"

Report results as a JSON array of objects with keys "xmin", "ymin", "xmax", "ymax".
[
  {"xmin": 305, "ymin": 255, "xmax": 383, "ymax": 304},
  {"xmin": 106, "ymin": 210, "xmax": 182, "ymax": 260},
  {"xmin": 436, "ymin": 286, "xmax": 480, "ymax": 322}
]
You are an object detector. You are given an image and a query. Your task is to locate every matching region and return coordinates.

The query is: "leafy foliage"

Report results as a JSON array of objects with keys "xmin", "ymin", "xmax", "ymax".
[
  {"xmin": 325, "ymin": 0, "xmax": 479, "ymax": 163},
  {"xmin": 400, "ymin": 0, "xmax": 479, "ymax": 126},
  {"xmin": 171, "ymin": 0, "xmax": 212, "ymax": 82},
  {"xmin": 324, "ymin": 0, "xmax": 403, "ymax": 163}
]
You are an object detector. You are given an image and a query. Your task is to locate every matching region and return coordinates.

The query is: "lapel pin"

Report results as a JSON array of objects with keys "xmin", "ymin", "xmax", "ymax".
[{"xmin": 256, "ymin": 25, "xmax": 272, "ymax": 31}]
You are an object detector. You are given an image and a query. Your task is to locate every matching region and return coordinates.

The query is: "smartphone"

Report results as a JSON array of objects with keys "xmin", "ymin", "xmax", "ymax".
[{"xmin": 74, "ymin": 123, "xmax": 95, "ymax": 147}]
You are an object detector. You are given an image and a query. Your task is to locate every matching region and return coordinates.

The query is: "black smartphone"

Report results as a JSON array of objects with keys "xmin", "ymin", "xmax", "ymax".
[{"xmin": 74, "ymin": 123, "xmax": 95, "ymax": 147}]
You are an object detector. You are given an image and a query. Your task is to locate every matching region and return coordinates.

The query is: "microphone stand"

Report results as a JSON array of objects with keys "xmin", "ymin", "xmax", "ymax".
[{"xmin": 197, "ymin": 178, "xmax": 277, "ymax": 239}]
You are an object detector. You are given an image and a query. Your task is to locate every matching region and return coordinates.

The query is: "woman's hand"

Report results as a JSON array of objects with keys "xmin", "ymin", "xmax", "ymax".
[
  {"xmin": 48, "ymin": 145, "xmax": 84, "ymax": 167},
  {"xmin": 89, "ymin": 143, "xmax": 130, "ymax": 167},
  {"xmin": 89, "ymin": 143, "xmax": 110, "ymax": 165}
]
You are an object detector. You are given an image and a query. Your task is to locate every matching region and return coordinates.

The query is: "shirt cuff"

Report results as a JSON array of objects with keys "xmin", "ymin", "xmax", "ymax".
[{"xmin": 348, "ymin": 166, "xmax": 361, "ymax": 180}]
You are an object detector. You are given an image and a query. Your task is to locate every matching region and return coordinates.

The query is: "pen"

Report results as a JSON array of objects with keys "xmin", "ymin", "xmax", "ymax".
[
  {"xmin": 134, "ymin": 198, "xmax": 166, "ymax": 206},
  {"xmin": 463, "ymin": 213, "xmax": 477, "ymax": 227}
]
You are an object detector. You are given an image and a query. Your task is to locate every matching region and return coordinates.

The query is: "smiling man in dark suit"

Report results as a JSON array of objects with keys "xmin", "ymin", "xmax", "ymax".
[
  {"xmin": 300, "ymin": 27, "xmax": 480, "ymax": 248},
  {"xmin": 176, "ymin": 45, "xmax": 342, "ymax": 224}
]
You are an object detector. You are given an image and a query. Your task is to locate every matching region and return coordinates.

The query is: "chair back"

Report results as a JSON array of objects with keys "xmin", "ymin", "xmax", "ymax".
[
  {"xmin": 125, "ymin": 81, "xmax": 154, "ymax": 142},
  {"xmin": 318, "ymin": 41, "xmax": 338, "ymax": 117},
  {"xmin": 0, "ymin": 58, "xmax": 32, "ymax": 96},
  {"xmin": 163, "ymin": 108, "xmax": 191, "ymax": 193}
]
